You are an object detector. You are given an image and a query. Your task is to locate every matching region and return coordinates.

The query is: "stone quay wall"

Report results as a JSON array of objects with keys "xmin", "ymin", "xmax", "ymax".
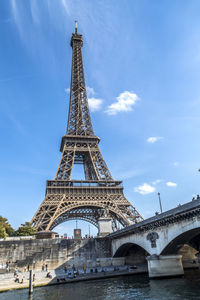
[{"xmin": 0, "ymin": 237, "xmax": 124, "ymax": 271}]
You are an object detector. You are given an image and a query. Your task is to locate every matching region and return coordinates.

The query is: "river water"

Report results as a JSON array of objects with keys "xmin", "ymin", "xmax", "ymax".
[{"xmin": 1, "ymin": 270, "xmax": 200, "ymax": 300}]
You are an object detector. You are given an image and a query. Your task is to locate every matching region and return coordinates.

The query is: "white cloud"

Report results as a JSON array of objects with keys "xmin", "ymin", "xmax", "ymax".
[
  {"xmin": 86, "ymin": 86, "xmax": 95, "ymax": 97},
  {"xmin": 30, "ymin": 0, "xmax": 40, "ymax": 24},
  {"xmin": 65, "ymin": 88, "xmax": 70, "ymax": 93},
  {"xmin": 105, "ymin": 91, "xmax": 139, "ymax": 115},
  {"xmin": 152, "ymin": 179, "xmax": 162, "ymax": 185},
  {"xmin": 61, "ymin": 0, "xmax": 71, "ymax": 16},
  {"xmin": 88, "ymin": 98, "xmax": 103, "ymax": 112},
  {"xmin": 10, "ymin": 0, "xmax": 23, "ymax": 39},
  {"xmin": 166, "ymin": 182, "xmax": 177, "ymax": 187},
  {"xmin": 173, "ymin": 162, "xmax": 179, "ymax": 166},
  {"xmin": 134, "ymin": 183, "xmax": 156, "ymax": 195},
  {"xmin": 147, "ymin": 137, "xmax": 163, "ymax": 143}
]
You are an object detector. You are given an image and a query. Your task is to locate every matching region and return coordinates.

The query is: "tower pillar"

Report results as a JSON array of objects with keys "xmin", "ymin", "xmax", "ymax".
[{"xmin": 98, "ymin": 217, "xmax": 113, "ymax": 237}]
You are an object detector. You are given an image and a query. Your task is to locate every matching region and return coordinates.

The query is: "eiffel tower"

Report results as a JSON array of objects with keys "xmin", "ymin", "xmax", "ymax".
[{"xmin": 31, "ymin": 23, "xmax": 143, "ymax": 233}]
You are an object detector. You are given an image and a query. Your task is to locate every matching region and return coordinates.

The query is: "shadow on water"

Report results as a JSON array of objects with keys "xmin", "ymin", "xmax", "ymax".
[{"xmin": 1, "ymin": 270, "xmax": 200, "ymax": 300}]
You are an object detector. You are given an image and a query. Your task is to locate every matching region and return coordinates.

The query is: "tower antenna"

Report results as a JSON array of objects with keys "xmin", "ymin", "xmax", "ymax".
[{"xmin": 75, "ymin": 20, "xmax": 78, "ymax": 33}]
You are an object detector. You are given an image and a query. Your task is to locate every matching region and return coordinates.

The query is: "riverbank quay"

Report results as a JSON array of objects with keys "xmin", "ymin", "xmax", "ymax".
[{"xmin": 0, "ymin": 265, "xmax": 147, "ymax": 293}]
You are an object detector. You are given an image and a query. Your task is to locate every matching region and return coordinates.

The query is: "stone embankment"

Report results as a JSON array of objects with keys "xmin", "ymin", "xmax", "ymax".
[
  {"xmin": 0, "ymin": 265, "xmax": 148, "ymax": 292},
  {"xmin": 0, "ymin": 237, "xmax": 112, "ymax": 271}
]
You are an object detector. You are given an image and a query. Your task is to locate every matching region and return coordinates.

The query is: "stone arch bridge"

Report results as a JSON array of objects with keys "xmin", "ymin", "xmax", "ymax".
[{"xmin": 109, "ymin": 199, "xmax": 200, "ymax": 278}]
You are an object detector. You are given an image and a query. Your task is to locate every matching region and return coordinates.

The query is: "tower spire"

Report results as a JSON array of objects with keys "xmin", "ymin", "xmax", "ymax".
[
  {"xmin": 75, "ymin": 20, "xmax": 78, "ymax": 33},
  {"xmin": 68, "ymin": 24, "xmax": 94, "ymax": 136}
]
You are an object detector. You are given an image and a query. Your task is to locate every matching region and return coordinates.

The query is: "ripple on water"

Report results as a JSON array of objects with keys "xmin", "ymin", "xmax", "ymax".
[{"xmin": 1, "ymin": 270, "xmax": 200, "ymax": 300}]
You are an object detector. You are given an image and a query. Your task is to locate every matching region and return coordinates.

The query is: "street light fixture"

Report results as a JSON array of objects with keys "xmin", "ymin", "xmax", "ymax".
[{"xmin": 157, "ymin": 192, "xmax": 163, "ymax": 213}]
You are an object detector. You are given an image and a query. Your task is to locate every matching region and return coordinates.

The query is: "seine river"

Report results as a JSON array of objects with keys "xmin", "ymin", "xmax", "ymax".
[{"xmin": 1, "ymin": 270, "xmax": 200, "ymax": 300}]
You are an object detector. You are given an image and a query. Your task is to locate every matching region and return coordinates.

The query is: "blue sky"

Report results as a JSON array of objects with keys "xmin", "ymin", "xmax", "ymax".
[{"xmin": 1, "ymin": 0, "xmax": 200, "ymax": 237}]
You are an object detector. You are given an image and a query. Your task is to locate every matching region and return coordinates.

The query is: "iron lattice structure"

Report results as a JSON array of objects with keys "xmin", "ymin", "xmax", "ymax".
[{"xmin": 32, "ymin": 26, "xmax": 143, "ymax": 231}]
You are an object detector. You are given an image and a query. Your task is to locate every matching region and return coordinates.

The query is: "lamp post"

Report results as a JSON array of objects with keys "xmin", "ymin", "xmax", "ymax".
[{"xmin": 157, "ymin": 192, "xmax": 163, "ymax": 213}]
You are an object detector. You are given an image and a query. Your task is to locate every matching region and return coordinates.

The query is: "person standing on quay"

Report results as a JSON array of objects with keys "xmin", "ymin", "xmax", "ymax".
[{"xmin": 83, "ymin": 265, "xmax": 86, "ymax": 274}]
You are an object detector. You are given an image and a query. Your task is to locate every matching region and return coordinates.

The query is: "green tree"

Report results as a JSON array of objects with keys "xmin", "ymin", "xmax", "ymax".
[
  {"xmin": 0, "ymin": 216, "xmax": 15, "ymax": 237},
  {"xmin": 15, "ymin": 222, "xmax": 37, "ymax": 236},
  {"xmin": 0, "ymin": 227, "xmax": 8, "ymax": 240}
]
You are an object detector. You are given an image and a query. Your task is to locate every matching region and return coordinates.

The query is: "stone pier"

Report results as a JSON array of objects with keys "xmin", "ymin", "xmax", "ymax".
[{"xmin": 147, "ymin": 255, "xmax": 184, "ymax": 278}]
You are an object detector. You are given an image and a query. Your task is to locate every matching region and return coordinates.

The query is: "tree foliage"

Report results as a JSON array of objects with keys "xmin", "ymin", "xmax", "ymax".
[
  {"xmin": 0, "ymin": 216, "xmax": 15, "ymax": 237},
  {"xmin": 0, "ymin": 227, "xmax": 7, "ymax": 240},
  {"xmin": 15, "ymin": 222, "xmax": 37, "ymax": 236},
  {"xmin": 0, "ymin": 217, "xmax": 37, "ymax": 238}
]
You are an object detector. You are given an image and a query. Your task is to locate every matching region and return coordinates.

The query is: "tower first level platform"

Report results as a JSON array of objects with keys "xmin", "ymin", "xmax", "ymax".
[{"xmin": 32, "ymin": 179, "xmax": 140, "ymax": 231}]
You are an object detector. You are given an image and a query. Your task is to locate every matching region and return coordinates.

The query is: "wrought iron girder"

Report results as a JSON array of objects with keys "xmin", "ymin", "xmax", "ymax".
[
  {"xmin": 55, "ymin": 146, "xmax": 75, "ymax": 180},
  {"xmin": 50, "ymin": 207, "xmax": 100, "ymax": 229},
  {"xmin": 32, "ymin": 190, "xmax": 143, "ymax": 231},
  {"xmin": 55, "ymin": 139, "xmax": 113, "ymax": 181},
  {"xmin": 67, "ymin": 38, "xmax": 94, "ymax": 136}
]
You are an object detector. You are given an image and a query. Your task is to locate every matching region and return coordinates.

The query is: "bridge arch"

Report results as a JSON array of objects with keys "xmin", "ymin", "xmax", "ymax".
[
  {"xmin": 158, "ymin": 217, "xmax": 200, "ymax": 255},
  {"xmin": 160, "ymin": 227, "xmax": 200, "ymax": 256},
  {"xmin": 113, "ymin": 242, "xmax": 149, "ymax": 266}
]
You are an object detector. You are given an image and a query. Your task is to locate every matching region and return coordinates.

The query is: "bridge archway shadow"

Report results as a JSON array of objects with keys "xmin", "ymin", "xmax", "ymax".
[
  {"xmin": 161, "ymin": 228, "xmax": 200, "ymax": 264},
  {"xmin": 113, "ymin": 243, "xmax": 149, "ymax": 266}
]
